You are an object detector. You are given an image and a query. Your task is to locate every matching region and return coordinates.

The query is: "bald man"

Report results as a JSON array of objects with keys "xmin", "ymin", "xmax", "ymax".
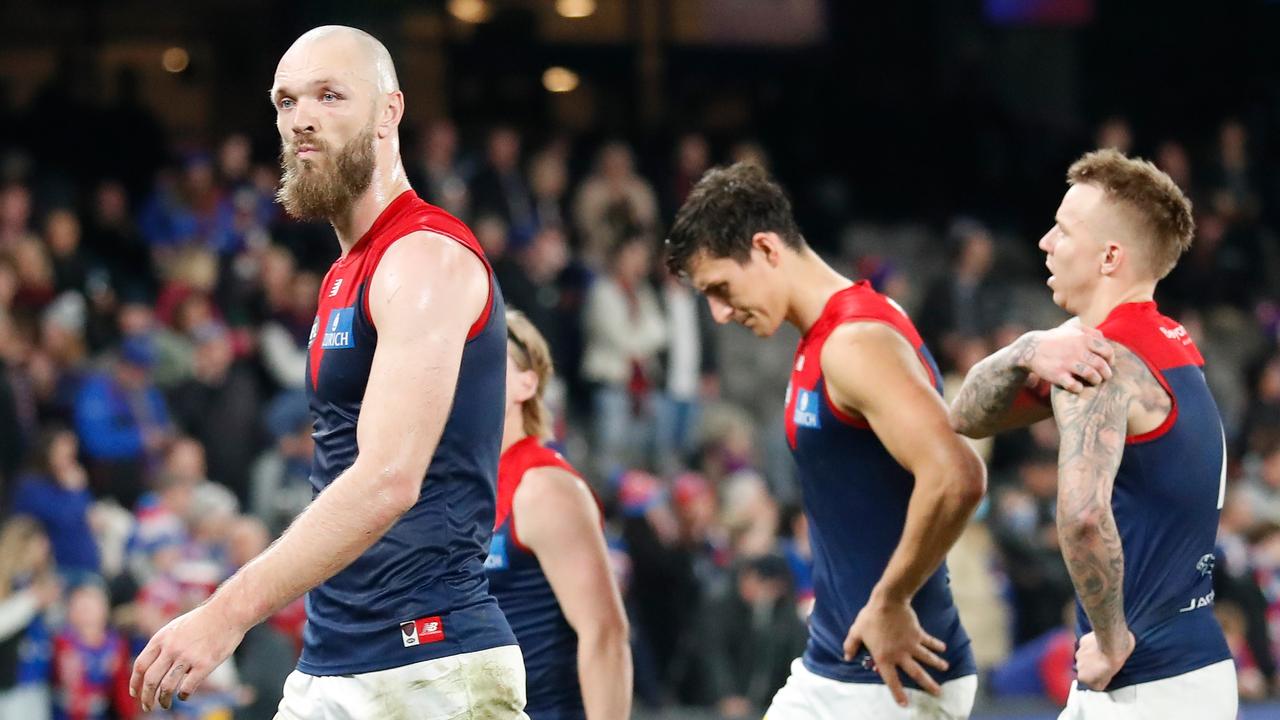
[{"xmin": 130, "ymin": 26, "xmax": 528, "ymax": 718}]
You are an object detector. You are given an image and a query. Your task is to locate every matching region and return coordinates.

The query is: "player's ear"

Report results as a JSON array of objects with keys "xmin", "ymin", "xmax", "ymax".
[
  {"xmin": 1100, "ymin": 240, "xmax": 1123, "ymax": 276},
  {"xmin": 752, "ymin": 232, "xmax": 784, "ymax": 267},
  {"xmin": 376, "ymin": 91, "xmax": 404, "ymax": 139}
]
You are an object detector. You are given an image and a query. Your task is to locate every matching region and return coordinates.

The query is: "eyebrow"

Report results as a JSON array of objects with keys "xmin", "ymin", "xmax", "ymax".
[{"xmin": 269, "ymin": 78, "xmax": 343, "ymax": 101}]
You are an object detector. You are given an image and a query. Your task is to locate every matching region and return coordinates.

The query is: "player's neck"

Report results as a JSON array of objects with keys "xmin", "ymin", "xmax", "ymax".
[
  {"xmin": 786, "ymin": 248, "xmax": 854, "ymax": 334},
  {"xmin": 1077, "ymin": 280, "xmax": 1157, "ymax": 327},
  {"xmin": 331, "ymin": 157, "xmax": 413, "ymax": 256}
]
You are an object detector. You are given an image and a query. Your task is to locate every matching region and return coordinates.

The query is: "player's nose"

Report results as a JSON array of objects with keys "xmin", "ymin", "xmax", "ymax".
[
  {"xmin": 290, "ymin": 100, "xmax": 318, "ymax": 136},
  {"xmin": 707, "ymin": 296, "xmax": 734, "ymax": 324},
  {"xmin": 1038, "ymin": 228, "xmax": 1055, "ymax": 253}
]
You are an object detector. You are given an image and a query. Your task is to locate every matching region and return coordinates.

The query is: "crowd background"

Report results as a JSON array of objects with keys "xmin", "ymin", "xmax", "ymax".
[{"xmin": 2, "ymin": 1, "xmax": 1280, "ymax": 718}]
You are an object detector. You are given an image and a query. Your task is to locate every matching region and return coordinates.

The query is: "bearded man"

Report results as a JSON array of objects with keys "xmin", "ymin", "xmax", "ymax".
[{"xmin": 130, "ymin": 25, "xmax": 526, "ymax": 719}]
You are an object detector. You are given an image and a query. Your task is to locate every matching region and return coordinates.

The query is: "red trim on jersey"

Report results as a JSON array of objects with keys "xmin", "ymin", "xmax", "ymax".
[
  {"xmin": 1096, "ymin": 302, "xmax": 1201, "ymax": 445},
  {"xmin": 496, "ymin": 436, "xmax": 593, "ymax": 553},
  {"xmin": 788, "ymin": 283, "xmax": 935, "ymax": 439}
]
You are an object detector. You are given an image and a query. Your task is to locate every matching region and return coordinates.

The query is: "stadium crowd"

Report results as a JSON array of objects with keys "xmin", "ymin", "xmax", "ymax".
[{"xmin": 0, "ymin": 96, "xmax": 1278, "ymax": 719}]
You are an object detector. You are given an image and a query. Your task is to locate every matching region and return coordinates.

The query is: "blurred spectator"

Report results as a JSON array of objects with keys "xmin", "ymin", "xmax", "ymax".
[
  {"xmin": 663, "ymin": 133, "xmax": 710, "ymax": 224},
  {"xmin": 51, "ymin": 581, "xmax": 135, "ymax": 720},
  {"xmin": 43, "ymin": 209, "xmax": 94, "ymax": 298},
  {"xmin": 226, "ymin": 516, "xmax": 298, "ymax": 720},
  {"xmin": 988, "ymin": 600, "xmax": 1076, "ymax": 707},
  {"xmin": 700, "ymin": 554, "xmax": 807, "ymax": 718},
  {"xmin": 582, "ymin": 232, "xmax": 667, "ymax": 477},
  {"xmin": 250, "ymin": 394, "xmax": 313, "ymax": 535},
  {"xmin": 72, "ymin": 336, "xmax": 173, "ymax": 508},
  {"xmin": 1242, "ymin": 352, "xmax": 1280, "ymax": 459},
  {"xmin": 82, "ymin": 180, "xmax": 151, "ymax": 302},
  {"xmin": 655, "ymin": 264, "xmax": 718, "ymax": 474},
  {"xmin": 528, "ymin": 147, "xmax": 571, "ymax": 232},
  {"xmin": 991, "ymin": 448, "xmax": 1074, "ymax": 644},
  {"xmin": 411, "ymin": 119, "xmax": 470, "ymax": 219},
  {"xmin": 470, "ymin": 126, "xmax": 535, "ymax": 245},
  {"xmin": 1218, "ymin": 601, "xmax": 1269, "ymax": 701},
  {"xmin": 166, "ymin": 322, "xmax": 263, "ymax": 502},
  {"xmin": 11, "ymin": 428, "xmax": 98, "ymax": 577},
  {"xmin": 573, "ymin": 141, "xmax": 660, "ymax": 269},
  {"xmin": 0, "ymin": 182, "xmax": 37, "ymax": 251},
  {"xmin": 1243, "ymin": 444, "xmax": 1280, "ymax": 526},
  {"xmin": 1094, "ymin": 115, "xmax": 1134, "ymax": 154},
  {"xmin": 0, "ymin": 516, "xmax": 58, "ymax": 720},
  {"xmin": 10, "ymin": 237, "xmax": 57, "ymax": 322},
  {"xmin": 917, "ymin": 218, "xmax": 1009, "ymax": 370}
]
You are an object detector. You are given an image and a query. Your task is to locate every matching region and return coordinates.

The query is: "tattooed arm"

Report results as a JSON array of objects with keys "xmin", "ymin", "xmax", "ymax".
[
  {"xmin": 1051, "ymin": 343, "xmax": 1169, "ymax": 688},
  {"xmin": 949, "ymin": 322, "xmax": 1114, "ymax": 438}
]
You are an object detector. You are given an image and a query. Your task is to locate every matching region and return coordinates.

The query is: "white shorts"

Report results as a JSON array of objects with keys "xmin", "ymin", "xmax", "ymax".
[
  {"xmin": 274, "ymin": 645, "xmax": 529, "ymax": 720},
  {"xmin": 1059, "ymin": 658, "xmax": 1237, "ymax": 720},
  {"xmin": 765, "ymin": 658, "xmax": 977, "ymax": 720}
]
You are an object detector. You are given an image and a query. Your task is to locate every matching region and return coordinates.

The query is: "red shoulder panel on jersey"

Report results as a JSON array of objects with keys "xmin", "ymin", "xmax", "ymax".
[
  {"xmin": 495, "ymin": 437, "xmax": 584, "ymax": 552},
  {"xmin": 1097, "ymin": 302, "xmax": 1202, "ymax": 444}
]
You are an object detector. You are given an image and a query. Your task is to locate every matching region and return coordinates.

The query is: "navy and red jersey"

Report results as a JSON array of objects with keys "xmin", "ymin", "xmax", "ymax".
[
  {"xmin": 1078, "ymin": 302, "xmax": 1231, "ymax": 689},
  {"xmin": 300, "ymin": 190, "xmax": 515, "ymax": 675},
  {"xmin": 485, "ymin": 437, "xmax": 593, "ymax": 719},
  {"xmin": 52, "ymin": 629, "xmax": 135, "ymax": 720},
  {"xmin": 784, "ymin": 281, "xmax": 975, "ymax": 686}
]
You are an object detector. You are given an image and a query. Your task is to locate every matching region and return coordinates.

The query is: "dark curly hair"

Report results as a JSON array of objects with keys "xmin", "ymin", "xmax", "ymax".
[{"xmin": 665, "ymin": 162, "xmax": 805, "ymax": 275}]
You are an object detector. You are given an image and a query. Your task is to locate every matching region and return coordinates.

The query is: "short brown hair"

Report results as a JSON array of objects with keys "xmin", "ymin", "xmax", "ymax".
[
  {"xmin": 1066, "ymin": 148, "xmax": 1194, "ymax": 279},
  {"xmin": 506, "ymin": 309, "xmax": 555, "ymax": 439},
  {"xmin": 665, "ymin": 161, "xmax": 804, "ymax": 275}
]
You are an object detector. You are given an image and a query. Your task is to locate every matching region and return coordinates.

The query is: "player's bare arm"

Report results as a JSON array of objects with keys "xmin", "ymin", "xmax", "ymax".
[
  {"xmin": 1051, "ymin": 341, "xmax": 1169, "ymax": 690},
  {"xmin": 822, "ymin": 322, "xmax": 986, "ymax": 707},
  {"xmin": 514, "ymin": 468, "xmax": 632, "ymax": 720},
  {"xmin": 130, "ymin": 232, "xmax": 488, "ymax": 711},
  {"xmin": 950, "ymin": 320, "xmax": 1115, "ymax": 438}
]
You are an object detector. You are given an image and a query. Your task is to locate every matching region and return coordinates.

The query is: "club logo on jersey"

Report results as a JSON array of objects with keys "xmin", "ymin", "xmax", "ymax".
[
  {"xmin": 1196, "ymin": 553, "xmax": 1215, "ymax": 577},
  {"xmin": 321, "ymin": 308, "xmax": 356, "ymax": 349},
  {"xmin": 794, "ymin": 388, "xmax": 821, "ymax": 429},
  {"xmin": 308, "ymin": 318, "xmax": 319, "ymax": 348},
  {"xmin": 399, "ymin": 615, "xmax": 445, "ymax": 647},
  {"xmin": 328, "ymin": 277, "xmax": 344, "ymax": 297},
  {"xmin": 485, "ymin": 534, "xmax": 508, "ymax": 570}
]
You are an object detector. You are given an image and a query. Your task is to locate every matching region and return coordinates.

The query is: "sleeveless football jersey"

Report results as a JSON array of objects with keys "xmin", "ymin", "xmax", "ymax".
[
  {"xmin": 784, "ymin": 281, "xmax": 975, "ymax": 686},
  {"xmin": 300, "ymin": 190, "xmax": 515, "ymax": 675},
  {"xmin": 1081, "ymin": 301, "xmax": 1231, "ymax": 689},
  {"xmin": 486, "ymin": 437, "xmax": 594, "ymax": 719}
]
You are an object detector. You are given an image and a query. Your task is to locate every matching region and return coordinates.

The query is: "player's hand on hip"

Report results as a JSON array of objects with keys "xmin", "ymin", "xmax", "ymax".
[
  {"xmin": 1018, "ymin": 321, "xmax": 1114, "ymax": 393},
  {"xmin": 1074, "ymin": 630, "xmax": 1135, "ymax": 691},
  {"xmin": 130, "ymin": 601, "xmax": 247, "ymax": 712},
  {"xmin": 843, "ymin": 595, "xmax": 949, "ymax": 708}
]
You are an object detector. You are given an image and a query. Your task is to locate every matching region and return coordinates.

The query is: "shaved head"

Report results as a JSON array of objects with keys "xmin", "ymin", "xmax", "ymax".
[
  {"xmin": 271, "ymin": 26, "xmax": 408, "ymax": 223},
  {"xmin": 279, "ymin": 25, "xmax": 399, "ymax": 96}
]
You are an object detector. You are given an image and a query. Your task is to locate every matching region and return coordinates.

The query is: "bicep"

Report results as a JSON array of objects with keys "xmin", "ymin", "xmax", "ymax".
[
  {"xmin": 514, "ymin": 470, "xmax": 624, "ymax": 634},
  {"xmin": 1050, "ymin": 374, "xmax": 1131, "ymax": 515},
  {"xmin": 354, "ymin": 235, "xmax": 489, "ymax": 478}
]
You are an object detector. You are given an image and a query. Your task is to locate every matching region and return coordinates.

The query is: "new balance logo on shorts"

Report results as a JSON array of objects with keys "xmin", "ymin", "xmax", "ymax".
[{"xmin": 399, "ymin": 616, "xmax": 446, "ymax": 647}]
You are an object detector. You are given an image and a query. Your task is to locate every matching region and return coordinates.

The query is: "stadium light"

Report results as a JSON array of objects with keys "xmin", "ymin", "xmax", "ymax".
[
  {"xmin": 448, "ymin": 0, "xmax": 491, "ymax": 24},
  {"xmin": 555, "ymin": 0, "xmax": 596, "ymax": 18},
  {"xmin": 161, "ymin": 47, "xmax": 189, "ymax": 73},
  {"xmin": 542, "ymin": 66, "xmax": 580, "ymax": 93}
]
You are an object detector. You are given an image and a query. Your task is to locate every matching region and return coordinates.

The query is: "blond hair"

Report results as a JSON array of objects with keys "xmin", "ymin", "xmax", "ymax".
[
  {"xmin": 0, "ymin": 516, "xmax": 45, "ymax": 600},
  {"xmin": 506, "ymin": 310, "xmax": 555, "ymax": 439},
  {"xmin": 1066, "ymin": 148, "xmax": 1195, "ymax": 279}
]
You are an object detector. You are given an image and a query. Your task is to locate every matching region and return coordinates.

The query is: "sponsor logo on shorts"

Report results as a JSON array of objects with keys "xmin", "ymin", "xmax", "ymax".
[{"xmin": 400, "ymin": 615, "xmax": 445, "ymax": 647}]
